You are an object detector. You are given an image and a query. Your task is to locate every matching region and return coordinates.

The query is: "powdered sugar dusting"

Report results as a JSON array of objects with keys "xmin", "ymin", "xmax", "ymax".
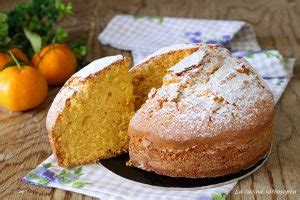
[
  {"xmin": 46, "ymin": 86, "xmax": 79, "ymax": 131},
  {"xmin": 74, "ymin": 55, "xmax": 124, "ymax": 78},
  {"xmin": 168, "ymin": 50, "xmax": 205, "ymax": 74},
  {"xmin": 135, "ymin": 43, "xmax": 200, "ymax": 66},
  {"xmin": 130, "ymin": 44, "xmax": 274, "ymax": 141}
]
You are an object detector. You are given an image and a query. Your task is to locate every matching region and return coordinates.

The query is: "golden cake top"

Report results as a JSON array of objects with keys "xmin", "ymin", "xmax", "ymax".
[{"xmin": 129, "ymin": 44, "xmax": 274, "ymax": 141}]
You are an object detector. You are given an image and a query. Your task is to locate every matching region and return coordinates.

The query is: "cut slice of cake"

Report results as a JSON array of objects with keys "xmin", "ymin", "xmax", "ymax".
[
  {"xmin": 129, "ymin": 43, "xmax": 200, "ymax": 110},
  {"xmin": 46, "ymin": 55, "xmax": 134, "ymax": 167}
]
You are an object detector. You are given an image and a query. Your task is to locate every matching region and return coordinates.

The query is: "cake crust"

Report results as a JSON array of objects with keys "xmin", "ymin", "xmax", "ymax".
[{"xmin": 129, "ymin": 120, "xmax": 273, "ymax": 178}]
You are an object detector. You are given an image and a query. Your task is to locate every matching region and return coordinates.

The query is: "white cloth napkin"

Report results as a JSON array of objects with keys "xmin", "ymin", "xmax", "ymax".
[
  {"xmin": 99, "ymin": 15, "xmax": 260, "ymax": 54},
  {"xmin": 23, "ymin": 156, "xmax": 236, "ymax": 200},
  {"xmin": 23, "ymin": 15, "xmax": 295, "ymax": 200},
  {"xmin": 98, "ymin": 15, "xmax": 294, "ymax": 103}
]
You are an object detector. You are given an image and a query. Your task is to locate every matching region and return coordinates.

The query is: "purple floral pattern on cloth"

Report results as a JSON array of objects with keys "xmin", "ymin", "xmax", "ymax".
[
  {"xmin": 184, "ymin": 31, "xmax": 203, "ymax": 43},
  {"xmin": 22, "ymin": 158, "xmax": 233, "ymax": 199},
  {"xmin": 23, "ymin": 162, "xmax": 88, "ymax": 188},
  {"xmin": 198, "ymin": 195, "xmax": 213, "ymax": 200},
  {"xmin": 181, "ymin": 31, "xmax": 232, "ymax": 45}
]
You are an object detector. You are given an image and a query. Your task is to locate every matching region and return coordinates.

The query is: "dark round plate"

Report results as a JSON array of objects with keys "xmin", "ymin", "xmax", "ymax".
[{"xmin": 100, "ymin": 153, "xmax": 268, "ymax": 188}]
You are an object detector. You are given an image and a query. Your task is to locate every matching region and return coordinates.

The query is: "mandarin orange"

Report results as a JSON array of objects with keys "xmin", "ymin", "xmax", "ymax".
[
  {"xmin": 0, "ymin": 65, "xmax": 48, "ymax": 112},
  {"xmin": 32, "ymin": 44, "xmax": 77, "ymax": 85}
]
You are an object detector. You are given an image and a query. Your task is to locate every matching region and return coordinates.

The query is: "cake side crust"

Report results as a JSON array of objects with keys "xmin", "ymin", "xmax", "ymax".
[{"xmin": 129, "ymin": 120, "xmax": 273, "ymax": 178}]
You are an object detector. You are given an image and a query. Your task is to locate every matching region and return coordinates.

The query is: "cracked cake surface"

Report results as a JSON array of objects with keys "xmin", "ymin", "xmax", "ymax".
[
  {"xmin": 129, "ymin": 43, "xmax": 200, "ymax": 110},
  {"xmin": 129, "ymin": 44, "xmax": 274, "ymax": 178},
  {"xmin": 131, "ymin": 44, "xmax": 273, "ymax": 141}
]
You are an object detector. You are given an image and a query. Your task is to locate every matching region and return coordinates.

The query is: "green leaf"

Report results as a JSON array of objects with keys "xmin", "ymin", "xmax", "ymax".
[
  {"xmin": 70, "ymin": 40, "xmax": 88, "ymax": 60},
  {"xmin": 60, "ymin": 179, "xmax": 75, "ymax": 184},
  {"xmin": 0, "ymin": 12, "xmax": 8, "ymax": 40},
  {"xmin": 264, "ymin": 51, "xmax": 271, "ymax": 58},
  {"xmin": 147, "ymin": 16, "xmax": 163, "ymax": 24},
  {"xmin": 276, "ymin": 79, "xmax": 281, "ymax": 85},
  {"xmin": 154, "ymin": 16, "xmax": 163, "ymax": 24},
  {"xmin": 264, "ymin": 51, "xmax": 280, "ymax": 59},
  {"xmin": 74, "ymin": 167, "xmax": 83, "ymax": 175},
  {"xmin": 43, "ymin": 163, "xmax": 52, "ymax": 168},
  {"xmin": 283, "ymin": 57, "xmax": 289, "ymax": 63},
  {"xmin": 65, "ymin": 171, "xmax": 72, "ymax": 177},
  {"xmin": 38, "ymin": 178, "xmax": 50, "ymax": 185},
  {"xmin": 270, "ymin": 52, "xmax": 280, "ymax": 59},
  {"xmin": 212, "ymin": 192, "xmax": 226, "ymax": 200},
  {"xmin": 54, "ymin": 27, "xmax": 68, "ymax": 43},
  {"xmin": 59, "ymin": 169, "xmax": 72, "ymax": 178},
  {"xmin": 0, "ymin": 12, "xmax": 7, "ymax": 22},
  {"xmin": 59, "ymin": 169, "xmax": 66, "ymax": 176},
  {"xmin": 232, "ymin": 31, "xmax": 238, "ymax": 37},
  {"xmin": 133, "ymin": 15, "xmax": 143, "ymax": 20},
  {"xmin": 72, "ymin": 181, "xmax": 86, "ymax": 188},
  {"xmin": 27, "ymin": 171, "xmax": 35, "ymax": 180},
  {"xmin": 246, "ymin": 53, "xmax": 254, "ymax": 58},
  {"xmin": 23, "ymin": 27, "xmax": 41, "ymax": 53},
  {"xmin": 55, "ymin": 0, "xmax": 72, "ymax": 18}
]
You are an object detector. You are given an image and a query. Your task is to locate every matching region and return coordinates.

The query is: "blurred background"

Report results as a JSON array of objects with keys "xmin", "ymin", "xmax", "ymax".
[{"xmin": 1, "ymin": 0, "xmax": 299, "ymax": 73}]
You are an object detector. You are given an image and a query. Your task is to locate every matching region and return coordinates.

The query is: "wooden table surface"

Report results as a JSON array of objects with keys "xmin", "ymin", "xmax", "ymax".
[{"xmin": 1, "ymin": 0, "xmax": 299, "ymax": 199}]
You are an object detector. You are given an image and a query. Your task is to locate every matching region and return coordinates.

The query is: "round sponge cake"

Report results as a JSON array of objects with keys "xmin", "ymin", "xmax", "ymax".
[{"xmin": 128, "ymin": 44, "xmax": 274, "ymax": 178}]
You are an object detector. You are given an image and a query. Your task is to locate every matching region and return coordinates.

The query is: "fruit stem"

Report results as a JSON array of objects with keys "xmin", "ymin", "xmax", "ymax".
[
  {"xmin": 50, "ymin": 36, "xmax": 56, "ymax": 49},
  {"xmin": 52, "ymin": 35, "xmax": 56, "ymax": 44},
  {"xmin": 8, "ymin": 51, "xmax": 22, "ymax": 70}
]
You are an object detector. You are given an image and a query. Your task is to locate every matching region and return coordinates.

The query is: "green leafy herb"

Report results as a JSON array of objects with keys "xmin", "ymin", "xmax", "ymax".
[
  {"xmin": 0, "ymin": 13, "xmax": 8, "ymax": 43},
  {"xmin": 55, "ymin": 0, "xmax": 72, "ymax": 17},
  {"xmin": 71, "ymin": 40, "xmax": 88, "ymax": 66},
  {"xmin": 54, "ymin": 27, "xmax": 68, "ymax": 43},
  {"xmin": 1, "ymin": 0, "xmax": 87, "ymax": 62}
]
